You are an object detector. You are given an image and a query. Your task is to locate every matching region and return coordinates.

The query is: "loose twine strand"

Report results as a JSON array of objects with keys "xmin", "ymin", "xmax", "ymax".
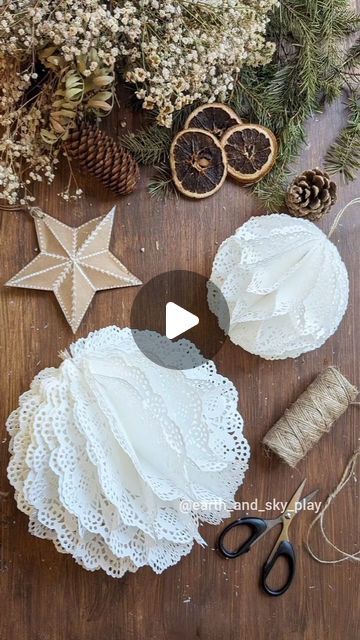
[
  {"xmin": 328, "ymin": 196, "xmax": 360, "ymax": 238},
  {"xmin": 262, "ymin": 367, "xmax": 359, "ymax": 468},
  {"xmin": 316, "ymin": 196, "xmax": 360, "ymax": 564},
  {"xmin": 306, "ymin": 448, "xmax": 360, "ymax": 564}
]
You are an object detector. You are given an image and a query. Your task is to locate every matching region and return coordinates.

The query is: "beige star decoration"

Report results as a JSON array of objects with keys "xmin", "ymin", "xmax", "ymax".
[{"xmin": 6, "ymin": 206, "xmax": 142, "ymax": 332}]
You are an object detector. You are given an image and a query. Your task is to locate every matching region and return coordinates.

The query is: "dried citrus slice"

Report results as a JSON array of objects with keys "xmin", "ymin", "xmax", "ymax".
[
  {"xmin": 170, "ymin": 129, "xmax": 227, "ymax": 199},
  {"xmin": 221, "ymin": 124, "xmax": 278, "ymax": 184},
  {"xmin": 184, "ymin": 103, "xmax": 242, "ymax": 139}
]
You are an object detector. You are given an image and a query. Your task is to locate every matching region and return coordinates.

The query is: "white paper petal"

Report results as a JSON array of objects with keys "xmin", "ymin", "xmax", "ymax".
[
  {"xmin": 208, "ymin": 214, "xmax": 349, "ymax": 359},
  {"xmin": 7, "ymin": 326, "xmax": 250, "ymax": 578}
]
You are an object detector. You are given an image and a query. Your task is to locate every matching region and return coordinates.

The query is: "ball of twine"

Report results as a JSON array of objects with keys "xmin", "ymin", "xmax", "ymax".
[{"xmin": 262, "ymin": 367, "xmax": 358, "ymax": 467}]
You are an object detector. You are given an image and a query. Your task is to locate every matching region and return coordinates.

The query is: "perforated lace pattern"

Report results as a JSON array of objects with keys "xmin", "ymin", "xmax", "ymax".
[
  {"xmin": 7, "ymin": 326, "xmax": 250, "ymax": 578},
  {"xmin": 208, "ymin": 214, "xmax": 349, "ymax": 360}
]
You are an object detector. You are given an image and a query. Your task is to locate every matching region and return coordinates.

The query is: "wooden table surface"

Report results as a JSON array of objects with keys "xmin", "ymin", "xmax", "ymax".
[{"xmin": 1, "ymin": 94, "xmax": 360, "ymax": 640}]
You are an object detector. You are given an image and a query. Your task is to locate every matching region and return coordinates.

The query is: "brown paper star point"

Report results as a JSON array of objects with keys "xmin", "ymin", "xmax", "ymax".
[{"xmin": 6, "ymin": 206, "xmax": 142, "ymax": 332}]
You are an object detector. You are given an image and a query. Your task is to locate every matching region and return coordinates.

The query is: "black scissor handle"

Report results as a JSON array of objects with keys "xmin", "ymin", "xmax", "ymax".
[
  {"xmin": 262, "ymin": 540, "xmax": 296, "ymax": 597},
  {"xmin": 218, "ymin": 517, "xmax": 268, "ymax": 559}
]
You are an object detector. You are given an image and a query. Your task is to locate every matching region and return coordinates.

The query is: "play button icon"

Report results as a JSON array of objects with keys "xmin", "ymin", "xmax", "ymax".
[
  {"xmin": 165, "ymin": 302, "xmax": 199, "ymax": 339},
  {"xmin": 130, "ymin": 269, "xmax": 230, "ymax": 370}
]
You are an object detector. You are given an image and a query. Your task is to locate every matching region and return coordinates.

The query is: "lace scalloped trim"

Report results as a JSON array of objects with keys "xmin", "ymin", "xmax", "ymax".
[
  {"xmin": 208, "ymin": 214, "xmax": 349, "ymax": 360},
  {"xmin": 7, "ymin": 326, "xmax": 250, "ymax": 577}
]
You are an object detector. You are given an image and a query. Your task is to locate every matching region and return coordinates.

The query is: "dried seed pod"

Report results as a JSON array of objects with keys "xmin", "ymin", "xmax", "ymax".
[
  {"xmin": 170, "ymin": 128, "xmax": 227, "ymax": 199},
  {"xmin": 221, "ymin": 124, "xmax": 278, "ymax": 184},
  {"xmin": 184, "ymin": 103, "xmax": 242, "ymax": 139}
]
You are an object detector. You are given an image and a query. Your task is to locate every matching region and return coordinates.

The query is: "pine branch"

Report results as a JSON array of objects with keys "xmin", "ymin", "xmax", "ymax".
[
  {"xmin": 254, "ymin": 117, "xmax": 308, "ymax": 210},
  {"xmin": 118, "ymin": 102, "xmax": 194, "ymax": 167},
  {"xmin": 341, "ymin": 37, "xmax": 360, "ymax": 76},
  {"xmin": 325, "ymin": 91, "xmax": 360, "ymax": 181},
  {"xmin": 148, "ymin": 164, "xmax": 177, "ymax": 199},
  {"xmin": 127, "ymin": 0, "xmax": 360, "ymax": 205},
  {"xmin": 119, "ymin": 125, "xmax": 172, "ymax": 165}
]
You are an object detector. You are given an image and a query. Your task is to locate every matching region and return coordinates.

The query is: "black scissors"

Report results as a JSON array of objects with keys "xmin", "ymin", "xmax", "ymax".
[{"xmin": 218, "ymin": 480, "xmax": 318, "ymax": 597}]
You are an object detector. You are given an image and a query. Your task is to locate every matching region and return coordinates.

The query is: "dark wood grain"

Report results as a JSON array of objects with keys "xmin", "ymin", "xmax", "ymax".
[{"xmin": 1, "ymin": 93, "xmax": 359, "ymax": 640}]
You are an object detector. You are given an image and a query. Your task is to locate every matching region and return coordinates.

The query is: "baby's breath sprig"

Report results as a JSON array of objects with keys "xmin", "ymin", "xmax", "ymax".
[
  {"xmin": 116, "ymin": 0, "xmax": 278, "ymax": 128},
  {"xmin": 0, "ymin": 0, "xmax": 278, "ymax": 205}
]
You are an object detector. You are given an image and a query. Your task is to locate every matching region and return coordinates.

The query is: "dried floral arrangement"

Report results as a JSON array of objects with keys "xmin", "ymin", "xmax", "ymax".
[
  {"xmin": 0, "ymin": 0, "xmax": 359, "ymax": 207},
  {"xmin": 120, "ymin": 0, "xmax": 360, "ymax": 208},
  {"xmin": 121, "ymin": 0, "xmax": 277, "ymax": 127},
  {"xmin": 0, "ymin": 0, "xmax": 276, "ymax": 204},
  {"xmin": 0, "ymin": 0, "xmax": 121, "ymax": 203}
]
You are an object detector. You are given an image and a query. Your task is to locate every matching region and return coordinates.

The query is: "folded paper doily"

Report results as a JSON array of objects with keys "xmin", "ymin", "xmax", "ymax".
[
  {"xmin": 7, "ymin": 326, "xmax": 250, "ymax": 577},
  {"xmin": 208, "ymin": 214, "xmax": 349, "ymax": 360}
]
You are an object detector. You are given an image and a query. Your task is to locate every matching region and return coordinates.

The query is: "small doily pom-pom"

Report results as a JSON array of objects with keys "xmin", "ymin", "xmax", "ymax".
[
  {"xmin": 7, "ymin": 326, "xmax": 250, "ymax": 578},
  {"xmin": 208, "ymin": 214, "xmax": 349, "ymax": 360}
]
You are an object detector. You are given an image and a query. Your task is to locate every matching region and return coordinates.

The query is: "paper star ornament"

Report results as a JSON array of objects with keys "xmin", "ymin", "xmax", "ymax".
[{"xmin": 6, "ymin": 206, "xmax": 142, "ymax": 332}]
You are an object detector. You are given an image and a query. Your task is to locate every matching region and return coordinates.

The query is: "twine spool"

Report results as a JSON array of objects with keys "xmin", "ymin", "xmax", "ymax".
[{"xmin": 262, "ymin": 367, "xmax": 358, "ymax": 467}]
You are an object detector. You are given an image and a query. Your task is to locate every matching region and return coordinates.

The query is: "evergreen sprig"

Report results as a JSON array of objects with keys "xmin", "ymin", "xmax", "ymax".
[
  {"xmin": 325, "ymin": 91, "xmax": 360, "ymax": 181},
  {"xmin": 120, "ymin": 0, "xmax": 360, "ymax": 207},
  {"xmin": 119, "ymin": 125, "xmax": 172, "ymax": 166},
  {"xmin": 148, "ymin": 164, "xmax": 177, "ymax": 199}
]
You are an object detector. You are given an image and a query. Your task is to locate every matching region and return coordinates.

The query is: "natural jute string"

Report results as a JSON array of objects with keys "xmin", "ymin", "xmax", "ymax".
[
  {"xmin": 327, "ymin": 196, "xmax": 360, "ymax": 239},
  {"xmin": 262, "ymin": 367, "xmax": 358, "ymax": 468},
  {"xmin": 306, "ymin": 448, "xmax": 360, "ymax": 564}
]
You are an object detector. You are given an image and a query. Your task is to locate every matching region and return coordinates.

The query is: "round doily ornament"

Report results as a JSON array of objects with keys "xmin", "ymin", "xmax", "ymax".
[
  {"xmin": 7, "ymin": 326, "xmax": 250, "ymax": 578},
  {"xmin": 208, "ymin": 213, "xmax": 349, "ymax": 360}
]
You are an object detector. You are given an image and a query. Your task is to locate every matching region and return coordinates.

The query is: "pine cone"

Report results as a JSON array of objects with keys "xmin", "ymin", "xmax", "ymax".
[
  {"xmin": 286, "ymin": 168, "xmax": 337, "ymax": 221},
  {"xmin": 65, "ymin": 124, "xmax": 140, "ymax": 196}
]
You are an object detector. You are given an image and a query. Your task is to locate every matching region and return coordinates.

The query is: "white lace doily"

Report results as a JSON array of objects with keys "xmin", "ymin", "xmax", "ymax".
[
  {"xmin": 7, "ymin": 326, "xmax": 250, "ymax": 578},
  {"xmin": 208, "ymin": 214, "xmax": 349, "ymax": 360}
]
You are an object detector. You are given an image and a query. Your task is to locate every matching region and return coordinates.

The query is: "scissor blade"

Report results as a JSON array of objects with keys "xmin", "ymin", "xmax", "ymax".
[
  {"xmin": 299, "ymin": 490, "xmax": 319, "ymax": 510},
  {"xmin": 284, "ymin": 486, "xmax": 319, "ymax": 522},
  {"xmin": 283, "ymin": 479, "xmax": 307, "ymax": 515}
]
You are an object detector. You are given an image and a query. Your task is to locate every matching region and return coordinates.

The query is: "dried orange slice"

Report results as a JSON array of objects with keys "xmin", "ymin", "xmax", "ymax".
[
  {"xmin": 184, "ymin": 103, "xmax": 242, "ymax": 139},
  {"xmin": 170, "ymin": 129, "xmax": 227, "ymax": 199},
  {"xmin": 221, "ymin": 124, "xmax": 278, "ymax": 184}
]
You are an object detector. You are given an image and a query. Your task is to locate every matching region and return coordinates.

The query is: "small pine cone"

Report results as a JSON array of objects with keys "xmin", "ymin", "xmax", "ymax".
[
  {"xmin": 65, "ymin": 124, "xmax": 140, "ymax": 196},
  {"xmin": 286, "ymin": 168, "xmax": 337, "ymax": 221}
]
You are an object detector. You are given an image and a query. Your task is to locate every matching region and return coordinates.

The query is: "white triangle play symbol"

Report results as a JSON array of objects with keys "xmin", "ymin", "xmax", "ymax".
[{"xmin": 166, "ymin": 302, "xmax": 199, "ymax": 340}]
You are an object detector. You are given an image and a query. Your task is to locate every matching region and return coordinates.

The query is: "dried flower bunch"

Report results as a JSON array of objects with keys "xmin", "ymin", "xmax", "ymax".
[
  {"xmin": 121, "ymin": 0, "xmax": 277, "ymax": 127},
  {"xmin": 0, "ymin": 0, "xmax": 122, "ymax": 203},
  {"xmin": 121, "ymin": 0, "xmax": 360, "ymax": 206},
  {"xmin": 0, "ymin": 0, "xmax": 277, "ymax": 204}
]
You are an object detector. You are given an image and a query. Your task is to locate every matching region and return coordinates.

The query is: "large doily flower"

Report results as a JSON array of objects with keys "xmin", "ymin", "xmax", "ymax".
[
  {"xmin": 7, "ymin": 326, "xmax": 249, "ymax": 577},
  {"xmin": 208, "ymin": 214, "xmax": 349, "ymax": 360}
]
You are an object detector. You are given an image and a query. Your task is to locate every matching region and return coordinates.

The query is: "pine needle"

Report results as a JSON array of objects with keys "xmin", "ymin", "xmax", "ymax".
[
  {"xmin": 325, "ymin": 91, "xmax": 360, "ymax": 181},
  {"xmin": 148, "ymin": 164, "xmax": 177, "ymax": 200},
  {"xmin": 119, "ymin": 125, "xmax": 172, "ymax": 166}
]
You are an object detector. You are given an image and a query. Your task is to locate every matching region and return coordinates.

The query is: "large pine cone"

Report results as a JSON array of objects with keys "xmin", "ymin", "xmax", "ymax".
[
  {"xmin": 286, "ymin": 168, "xmax": 337, "ymax": 221},
  {"xmin": 65, "ymin": 124, "xmax": 140, "ymax": 196}
]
